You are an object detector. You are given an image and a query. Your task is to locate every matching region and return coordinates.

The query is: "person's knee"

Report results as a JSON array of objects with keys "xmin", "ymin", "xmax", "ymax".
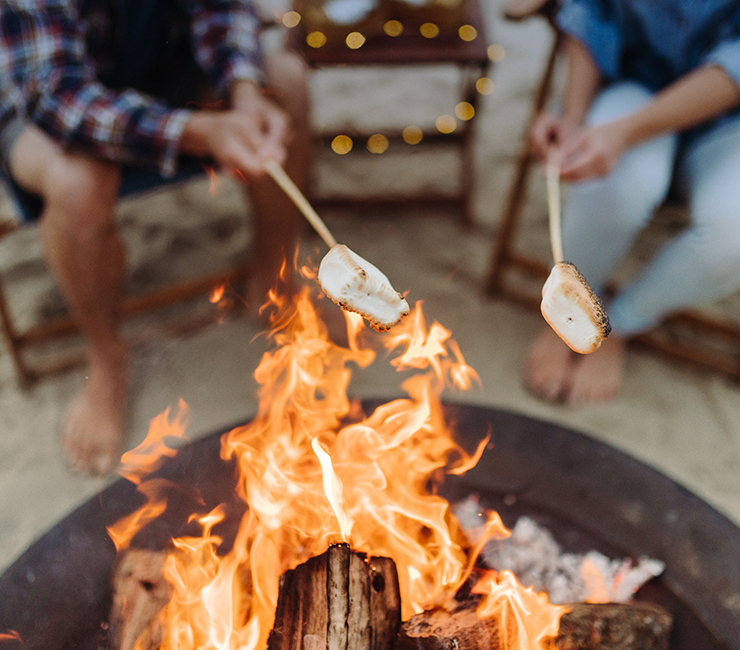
[{"xmin": 44, "ymin": 155, "xmax": 121, "ymax": 232}]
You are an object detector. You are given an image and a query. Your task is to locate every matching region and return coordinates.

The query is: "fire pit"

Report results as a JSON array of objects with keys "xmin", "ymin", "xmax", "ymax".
[
  {"xmin": 0, "ymin": 402, "xmax": 738, "ymax": 649},
  {"xmin": 2, "ymin": 290, "xmax": 739, "ymax": 650}
]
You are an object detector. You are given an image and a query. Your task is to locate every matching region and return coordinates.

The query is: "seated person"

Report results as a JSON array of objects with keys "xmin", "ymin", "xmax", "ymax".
[
  {"xmin": 525, "ymin": 0, "xmax": 740, "ymax": 405},
  {"xmin": 0, "ymin": 0, "xmax": 311, "ymax": 474}
]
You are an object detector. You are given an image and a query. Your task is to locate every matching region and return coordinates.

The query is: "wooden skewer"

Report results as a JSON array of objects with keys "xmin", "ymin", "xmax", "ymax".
[
  {"xmin": 546, "ymin": 157, "xmax": 564, "ymax": 265},
  {"xmin": 263, "ymin": 160, "xmax": 338, "ymax": 249}
]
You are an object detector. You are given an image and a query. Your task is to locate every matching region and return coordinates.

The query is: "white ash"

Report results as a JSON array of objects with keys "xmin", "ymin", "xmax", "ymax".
[{"xmin": 454, "ymin": 497, "xmax": 665, "ymax": 605}]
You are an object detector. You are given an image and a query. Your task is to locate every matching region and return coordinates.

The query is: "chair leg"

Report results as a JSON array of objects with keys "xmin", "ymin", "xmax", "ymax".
[
  {"xmin": 0, "ymin": 273, "xmax": 34, "ymax": 387},
  {"xmin": 485, "ymin": 32, "xmax": 561, "ymax": 295}
]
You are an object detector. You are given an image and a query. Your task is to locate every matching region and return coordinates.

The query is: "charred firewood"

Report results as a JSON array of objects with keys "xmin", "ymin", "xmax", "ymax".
[
  {"xmin": 109, "ymin": 549, "xmax": 169, "ymax": 650},
  {"xmin": 397, "ymin": 599, "xmax": 672, "ymax": 650},
  {"xmin": 395, "ymin": 598, "xmax": 500, "ymax": 650},
  {"xmin": 553, "ymin": 602, "xmax": 672, "ymax": 650},
  {"xmin": 267, "ymin": 543, "xmax": 401, "ymax": 650}
]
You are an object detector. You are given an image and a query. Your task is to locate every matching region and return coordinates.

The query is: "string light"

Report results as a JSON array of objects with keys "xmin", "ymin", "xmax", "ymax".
[
  {"xmin": 384, "ymin": 20, "xmax": 403, "ymax": 36},
  {"xmin": 488, "ymin": 43, "xmax": 505, "ymax": 62},
  {"xmin": 281, "ymin": 11, "xmax": 301, "ymax": 28},
  {"xmin": 458, "ymin": 25, "xmax": 477, "ymax": 41},
  {"xmin": 436, "ymin": 115, "xmax": 456, "ymax": 134},
  {"xmin": 402, "ymin": 126, "xmax": 423, "ymax": 145},
  {"xmin": 367, "ymin": 134, "xmax": 389, "ymax": 153},
  {"xmin": 331, "ymin": 135, "xmax": 353, "ymax": 154},
  {"xmin": 420, "ymin": 22, "xmax": 439, "ymax": 38},
  {"xmin": 476, "ymin": 77, "xmax": 495, "ymax": 95},
  {"xmin": 455, "ymin": 102, "xmax": 475, "ymax": 120},
  {"xmin": 306, "ymin": 31, "xmax": 327, "ymax": 48},
  {"xmin": 346, "ymin": 31, "xmax": 366, "ymax": 49}
]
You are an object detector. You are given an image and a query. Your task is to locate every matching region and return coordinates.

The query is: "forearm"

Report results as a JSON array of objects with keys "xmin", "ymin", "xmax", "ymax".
[
  {"xmin": 618, "ymin": 65, "xmax": 740, "ymax": 148},
  {"xmin": 561, "ymin": 36, "xmax": 602, "ymax": 126}
]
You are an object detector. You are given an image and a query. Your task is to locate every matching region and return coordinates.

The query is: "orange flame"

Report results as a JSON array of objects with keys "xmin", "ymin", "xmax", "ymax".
[
  {"xmin": 210, "ymin": 284, "xmax": 226, "ymax": 304},
  {"xmin": 0, "ymin": 630, "xmax": 22, "ymax": 643},
  {"xmin": 205, "ymin": 166, "xmax": 219, "ymax": 194},
  {"xmin": 474, "ymin": 570, "xmax": 568, "ymax": 650},
  {"xmin": 111, "ymin": 286, "xmax": 564, "ymax": 649}
]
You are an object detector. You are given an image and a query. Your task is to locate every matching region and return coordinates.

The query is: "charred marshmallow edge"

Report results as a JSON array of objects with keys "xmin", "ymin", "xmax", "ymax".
[
  {"xmin": 541, "ymin": 262, "xmax": 611, "ymax": 354},
  {"xmin": 318, "ymin": 244, "xmax": 410, "ymax": 331}
]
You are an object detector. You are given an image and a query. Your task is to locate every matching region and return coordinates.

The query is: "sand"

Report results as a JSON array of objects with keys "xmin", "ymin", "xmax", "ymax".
[{"xmin": 1, "ymin": 0, "xmax": 740, "ymax": 574}]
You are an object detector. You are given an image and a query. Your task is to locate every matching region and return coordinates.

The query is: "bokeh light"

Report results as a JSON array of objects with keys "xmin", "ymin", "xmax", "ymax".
[
  {"xmin": 384, "ymin": 20, "xmax": 404, "ymax": 36},
  {"xmin": 476, "ymin": 77, "xmax": 495, "ymax": 94},
  {"xmin": 367, "ymin": 134, "xmax": 389, "ymax": 153},
  {"xmin": 402, "ymin": 126, "xmax": 423, "ymax": 144},
  {"xmin": 436, "ymin": 115, "xmax": 457, "ymax": 134},
  {"xmin": 458, "ymin": 25, "xmax": 477, "ymax": 41},
  {"xmin": 454, "ymin": 101, "xmax": 475, "ymax": 120},
  {"xmin": 306, "ymin": 31, "xmax": 327, "ymax": 48},
  {"xmin": 420, "ymin": 22, "xmax": 439, "ymax": 38},
  {"xmin": 488, "ymin": 43, "xmax": 506, "ymax": 61},
  {"xmin": 346, "ymin": 31, "xmax": 366, "ymax": 49},
  {"xmin": 281, "ymin": 11, "xmax": 301, "ymax": 27},
  {"xmin": 331, "ymin": 135, "xmax": 353, "ymax": 154}
]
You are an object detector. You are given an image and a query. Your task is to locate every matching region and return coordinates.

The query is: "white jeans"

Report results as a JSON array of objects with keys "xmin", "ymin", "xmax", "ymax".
[{"xmin": 562, "ymin": 82, "xmax": 740, "ymax": 335}]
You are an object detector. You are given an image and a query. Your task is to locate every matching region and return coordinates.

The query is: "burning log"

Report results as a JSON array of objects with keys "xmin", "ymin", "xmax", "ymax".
[
  {"xmin": 397, "ymin": 599, "xmax": 672, "ymax": 650},
  {"xmin": 267, "ymin": 543, "xmax": 401, "ymax": 650},
  {"xmin": 554, "ymin": 602, "xmax": 672, "ymax": 650},
  {"xmin": 109, "ymin": 549, "xmax": 169, "ymax": 650}
]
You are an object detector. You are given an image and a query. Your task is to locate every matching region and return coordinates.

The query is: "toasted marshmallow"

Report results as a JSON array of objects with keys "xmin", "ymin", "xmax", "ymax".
[
  {"xmin": 318, "ymin": 244, "xmax": 409, "ymax": 331},
  {"xmin": 541, "ymin": 262, "xmax": 611, "ymax": 354}
]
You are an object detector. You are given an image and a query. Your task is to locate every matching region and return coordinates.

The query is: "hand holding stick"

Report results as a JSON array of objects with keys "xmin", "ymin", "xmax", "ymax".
[{"xmin": 540, "ymin": 153, "xmax": 610, "ymax": 354}]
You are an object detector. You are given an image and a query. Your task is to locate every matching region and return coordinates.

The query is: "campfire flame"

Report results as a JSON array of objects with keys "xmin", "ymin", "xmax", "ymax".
[{"xmin": 112, "ymin": 286, "xmax": 565, "ymax": 649}]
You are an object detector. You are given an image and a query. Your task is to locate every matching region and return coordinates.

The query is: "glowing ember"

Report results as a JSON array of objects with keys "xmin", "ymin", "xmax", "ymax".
[
  {"xmin": 210, "ymin": 284, "xmax": 226, "ymax": 304},
  {"xmin": 110, "ymin": 286, "xmax": 565, "ymax": 649}
]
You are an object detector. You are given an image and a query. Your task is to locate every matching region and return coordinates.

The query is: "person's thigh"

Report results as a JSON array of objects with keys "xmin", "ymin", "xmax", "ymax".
[
  {"xmin": 678, "ymin": 113, "xmax": 740, "ymax": 231},
  {"xmin": 8, "ymin": 125, "xmax": 121, "ymax": 223}
]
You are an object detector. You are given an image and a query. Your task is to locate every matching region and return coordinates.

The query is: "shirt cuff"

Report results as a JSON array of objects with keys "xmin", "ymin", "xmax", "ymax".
[
  {"xmin": 160, "ymin": 108, "xmax": 194, "ymax": 177},
  {"xmin": 704, "ymin": 38, "xmax": 740, "ymax": 92},
  {"xmin": 218, "ymin": 58, "xmax": 265, "ymax": 96},
  {"xmin": 556, "ymin": 0, "xmax": 622, "ymax": 80}
]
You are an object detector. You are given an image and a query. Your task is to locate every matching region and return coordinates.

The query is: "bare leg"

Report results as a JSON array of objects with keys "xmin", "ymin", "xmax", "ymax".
[
  {"xmin": 524, "ymin": 325, "xmax": 577, "ymax": 402},
  {"xmin": 565, "ymin": 334, "xmax": 627, "ymax": 405},
  {"xmin": 10, "ymin": 126, "xmax": 128, "ymax": 474},
  {"xmin": 246, "ymin": 51, "xmax": 311, "ymax": 308}
]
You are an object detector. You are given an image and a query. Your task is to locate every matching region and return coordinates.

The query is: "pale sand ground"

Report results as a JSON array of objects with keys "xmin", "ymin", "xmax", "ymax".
[{"xmin": 1, "ymin": 0, "xmax": 740, "ymax": 573}]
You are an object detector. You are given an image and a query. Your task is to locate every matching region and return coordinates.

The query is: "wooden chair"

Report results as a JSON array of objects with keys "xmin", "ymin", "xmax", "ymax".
[
  {"xmin": 485, "ymin": 0, "xmax": 740, "ymax": 379},
  {"xmin": 289, "ymin": 0, "xmax": 490, "ymax": 226},
  {"xmin": 0, "ymin": 162, "xmax": 248, "ymax": 387}
]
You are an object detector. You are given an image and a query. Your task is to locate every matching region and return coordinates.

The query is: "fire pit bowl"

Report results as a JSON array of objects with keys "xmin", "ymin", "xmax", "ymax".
[{"xmin": 0, "ymin": 403, "xmax": 738, "ymax": 649}]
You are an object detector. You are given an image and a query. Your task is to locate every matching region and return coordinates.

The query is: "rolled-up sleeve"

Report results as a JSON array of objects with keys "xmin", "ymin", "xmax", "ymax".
[
  {"xmin": 704, "ymin": 37, "xmax": 740, "ymax": 91},
  {"xmin": 556, "ymin": 0, "xmax": 623, "ymax": 80},
  {"xmin": 188, "ymin": 0, "xmax": 264, "ymax": 97}
]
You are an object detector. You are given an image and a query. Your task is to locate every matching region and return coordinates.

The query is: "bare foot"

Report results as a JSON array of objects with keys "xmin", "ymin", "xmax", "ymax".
[
  {"xmin": 524, "ymin": 325, "xmax": 577, "ymax": 402},
  {"xmin": 61, "ymin": 346, "xmax": 129, "ymax": 475},
  {"xmin": 565, "ymin": 335, "xmax": 626, "ymax": 406}
]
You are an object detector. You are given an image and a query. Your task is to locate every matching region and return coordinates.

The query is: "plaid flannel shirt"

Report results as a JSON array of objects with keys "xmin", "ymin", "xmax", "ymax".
[{"xmin": 0, "ymin": 0, "xmax": 264, "ymax": 176}]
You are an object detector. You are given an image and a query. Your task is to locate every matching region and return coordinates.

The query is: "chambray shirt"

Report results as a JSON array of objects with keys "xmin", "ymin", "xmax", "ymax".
[
  {"xmin": 557, "ymin": 0, "xmax": 740, "ymax": 102},
  {"xmin": 0, "ymin": 0, "xmax": 264, "ymax": 177}
]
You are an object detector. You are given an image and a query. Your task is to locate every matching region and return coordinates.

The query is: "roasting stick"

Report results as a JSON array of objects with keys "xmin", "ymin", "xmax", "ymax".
[
  {"xmin": 546, "ymin": 159, "xmax": 564, "ymax": 265},
  {"xmin": 264, "ymin": 160, "xmax": 337, "ymax": 248},
  {"xmin": 540, "ymin": 154, "xmax": 611, "ymax": 354},
  {"xmin": 263, "ymin": 159, "xmax": 409, "ymax": 331}
]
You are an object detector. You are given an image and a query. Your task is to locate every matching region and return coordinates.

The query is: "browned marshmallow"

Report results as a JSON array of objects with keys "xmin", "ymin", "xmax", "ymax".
[
  {"xmin": 541, "ymin": 262, "xmax": 611, "ymax": 354},
  {"xmin": 318, "ymin": 244, "xmax": 410, "ymax": 331}
]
